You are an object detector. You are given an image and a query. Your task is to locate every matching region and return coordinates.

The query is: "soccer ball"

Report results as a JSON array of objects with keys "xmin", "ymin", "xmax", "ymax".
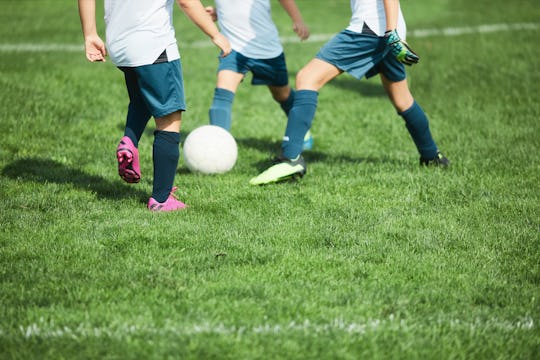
[{"xmin": 182, "ymin": 125, "xmax": 238, "ymax": 174}]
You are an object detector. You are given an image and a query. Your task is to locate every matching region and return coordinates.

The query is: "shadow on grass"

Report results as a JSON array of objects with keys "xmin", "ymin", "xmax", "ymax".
[
  {"xmin": 237, "ymin": 137, "xmax": 280, "ymax": 154},
  {"xmin": 1, "ymin": 157, "xmax": 148, "ymax": 201},
  {"xmin": 236, "ymin": 137, "xmax": 398, "ymax": 172},
  {"xmin": 326, "ymin": 77, "xmax": 386, "ymax": 97}
]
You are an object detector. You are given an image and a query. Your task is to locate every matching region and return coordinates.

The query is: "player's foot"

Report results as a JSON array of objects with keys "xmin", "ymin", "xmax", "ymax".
[
  {"xmin": 420, "ymin": 152, "xmax": 450, "ymax": 167},
  {"xmin": 116, "ymin": 136, "xmax": 141, "ymax": 183},
  {"xmin": 249, "ymin": 155, "xmax": 306, "ymax": 185},
  {"xmin": 148, "ymin": 187, "xmax": 186, "ymax": 212},
  {"xmin": 303, "ymin": 130, "xmax": 314, "ymax": 151}
]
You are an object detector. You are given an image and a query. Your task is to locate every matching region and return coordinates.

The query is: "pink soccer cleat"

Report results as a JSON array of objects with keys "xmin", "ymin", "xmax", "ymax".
[
  {"xmin": 116, "ymin": 136, "xmax": 141, "ymax": 183},
  {"xmin": 147, "ymin": 187, "xmax": 187, "ymax": 212}
]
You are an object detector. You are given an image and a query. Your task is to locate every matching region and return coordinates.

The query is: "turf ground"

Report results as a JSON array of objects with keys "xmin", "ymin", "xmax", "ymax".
[{"xmin": 0, "ymin": 0, "xmax": 539, "ymax": 359}]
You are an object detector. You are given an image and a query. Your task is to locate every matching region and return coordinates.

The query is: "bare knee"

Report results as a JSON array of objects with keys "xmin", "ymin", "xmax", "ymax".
[
  {"xmin": 392, "ymin": 96, "xmax": 415, "ymax": 113},
  {"xmin": 381, "ymin": 77, "xmax": 414, "ymax": 113},
  {"xmin": 155, "ymin": 111, "xmax": 182, "ymax": 132},
  {"xmin": 296, "ymin": 67, "xmax": 316, "ymax": 90},
  {"xmin": 295, "ymin": 59, "xmax": 341, "ymax": 91}
]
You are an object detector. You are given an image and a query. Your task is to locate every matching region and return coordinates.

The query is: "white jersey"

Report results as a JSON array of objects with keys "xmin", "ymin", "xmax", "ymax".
[
  {"xmin": 347, "ymin": 0, "xmax": 407, "ymax": 39},
  {"xmin": 214, "ymin": 0, "xmax": 283, "ymax": 59},
  {"xmin": 104, "ymin": 0, "xmax": 180, "ymax": 67}
]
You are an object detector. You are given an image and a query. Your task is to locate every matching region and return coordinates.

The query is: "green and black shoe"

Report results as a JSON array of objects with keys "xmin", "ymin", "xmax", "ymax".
[
  {"xmin": 420, "ymin": 152, "xmax": 450, "ymax": 167},
  {"xmin": 249, "ymin": 155, "xmax": 307, "ymax": 185}
]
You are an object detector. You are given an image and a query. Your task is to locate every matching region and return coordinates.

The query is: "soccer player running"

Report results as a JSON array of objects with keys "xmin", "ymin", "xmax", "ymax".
[
  {"xmin": 78, "ymin": 0, "xmax": 231, "ymax": 211},
  {"xmin": 250, "ymin": 0, "xmax": 450, "ymax": 185},
  {"xmin": 205, "ymin": 0, "xmax": 314, "ymax": 150}
]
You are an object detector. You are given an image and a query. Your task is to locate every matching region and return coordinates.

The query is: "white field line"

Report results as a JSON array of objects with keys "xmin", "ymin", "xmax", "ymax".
[
  {"xmin": 0, "ymin": 22, "xmax": 539, "ymax": 53},
  {"xmin": 280, "ymin": 21, "xmax": 540, "ymax": 44},
  {"xmin": 2, "ymin": 316, "xmax": 535, "ymax": 340}
]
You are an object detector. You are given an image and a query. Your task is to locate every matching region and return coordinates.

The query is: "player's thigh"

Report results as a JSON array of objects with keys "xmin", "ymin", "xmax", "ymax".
[
  {"xmin": 296, "ymin": 58, "xmax": 342, "ymax": 91},
  {"xmin": 216, "ymin": 70, "xmax": 244, "ymax": 92},
  {"xmin": 380, "ymin": 74, "xmax": 414, "ymax": 112}
]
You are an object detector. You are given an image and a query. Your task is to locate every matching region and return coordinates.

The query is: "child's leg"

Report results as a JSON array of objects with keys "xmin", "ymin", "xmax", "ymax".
[
  {"xmin": 209, "ymin": 87, "xmax": 235, "ymax": 130},
  {"xmin": 209, "ymin": 70, "xmax": 243, "ymax": 131},
  {"xmin": 281, "ymin": 90, "xmax": 318, "ymax": 159},
  {"xmin": 125, "ymin": 103, "xmax": 151, "ymax": 147},
  {"xmin": 280, "ymin": 88, "xmax": 295, "ymax": 115},
  {"xmin": 249, "ymin": 59, "xmax": 342, "ymax": 185},
  {"xmin": 281, "ymin": 59, "xmax": 341, "ymax": 159},
  {"xmin": 116, "ymin": 68, "xmax": 149, "ymax": 183},
  {"xmin": 381, "ymin": 76, "xmax": 438, "ymax": 159},
  {"xmin": 123, "ymin": 69, "xmax": 152, "ymax": 146},
  {"xmin": 269, "ymin": 86, "xmax": 314, "ymax": 151},
  {"xmin": 152, "ymin": 111, "xmax": 181, "ymax": 203},
  {"xmin": 127, "ymin": 58, "xmax": 188, "ymax": 209},
  {"xmin": 268, "ymin": 85, "xmax": 295, "ymax": 115},
  {"xmin": 399, "ymin": 101, "xmax": 438, "ymax": 159}
]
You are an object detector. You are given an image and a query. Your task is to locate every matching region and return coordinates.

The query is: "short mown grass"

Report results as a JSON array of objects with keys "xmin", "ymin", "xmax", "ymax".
[{"xmin": 0, "ymin": 0, "xmax": 538, "ymax": 359}]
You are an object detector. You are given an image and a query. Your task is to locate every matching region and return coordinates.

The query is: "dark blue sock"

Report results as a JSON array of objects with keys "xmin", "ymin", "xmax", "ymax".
[
  {"xmin": 279, "ymin": 89, "xmax": 295, "ymax": 116},
  {"xmin": 152, "ymin": 130, "xmax": 180, "ymax": 203},
  {"xmin": 281, "ymin": 90, "xmax": 318, "ymax": 160},
  {"xmin": 209, "ymin": 88, "xmax": 235, "ymax": 131},
  {"xmin": 399, "ymin": 101, "xmax": 438, "ymax": 159},
  {"xmin": 123, "ymin": 71, "xmax": 152, "ymax": 147}
]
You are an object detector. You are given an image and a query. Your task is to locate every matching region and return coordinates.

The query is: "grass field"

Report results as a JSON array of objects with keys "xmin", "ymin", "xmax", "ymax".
[{"xmin": 1, "ymin": 0, "xmax": 539, "ymax": 359}]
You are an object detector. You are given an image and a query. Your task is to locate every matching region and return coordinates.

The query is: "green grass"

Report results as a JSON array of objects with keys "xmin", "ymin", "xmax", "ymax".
[{"xmin": 1, "ymin": 0, "xmax": 539, "ymax": 359}]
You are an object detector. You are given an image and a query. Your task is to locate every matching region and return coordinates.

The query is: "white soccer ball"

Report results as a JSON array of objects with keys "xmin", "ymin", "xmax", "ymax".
[{"xmin": 182, "ymin": 125, "xmax": 238, "ymax": 174}]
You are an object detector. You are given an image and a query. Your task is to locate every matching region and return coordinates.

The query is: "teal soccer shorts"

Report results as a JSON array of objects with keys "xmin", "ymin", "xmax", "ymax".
[
  {"xmin": 217, "ymin": 50, "xmax": 289, "ymax": 86},
  {"xmin": 121, "ymin": 59, "xmax": 186, "ymax": 119},
  {"xmin": 316, "ymin": 29, "xmax": 406, "ymax": 82}
]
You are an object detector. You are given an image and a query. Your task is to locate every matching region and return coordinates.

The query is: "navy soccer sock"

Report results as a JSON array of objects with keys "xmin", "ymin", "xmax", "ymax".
[
  {"xmin": 152, "ymin": 130, "xmax": 180, "ymax": 203},
  {"xmin": 279, "ymin": 89, "xmax": 295, "ymax": 116},
  {"xmin": 209, "ymin": 88, "xmax": 235, "ymax": 131},
  {"xmin": 281, "ymin": 90, "xmax": 318, "ymax": 160},
  {"xmin": 124, "ymin": 98, "xmax": 151, "ymax": 148},
  {"xmin": 399, "ymin": 101, "xmax": 439, "ymax": 159}
]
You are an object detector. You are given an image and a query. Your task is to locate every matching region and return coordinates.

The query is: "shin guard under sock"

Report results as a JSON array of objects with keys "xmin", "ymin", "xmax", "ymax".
[
  {"xmin": 399, "ymin": 101, "xmax": 438, "ymax": 159},
  {"xmin": 281, "ymin": 90, "xmax": 318, "ymax": 160},
  {"xmin": 125, "ymin": 101, "xmax": 151, "ymax": 147},
  {"xmin": 209, "ymin": 88, "xmax": 235, "ymax": 131},
  {"xmin": 152, "ymin": 130, "xmax": 180, "ymax": 202}
]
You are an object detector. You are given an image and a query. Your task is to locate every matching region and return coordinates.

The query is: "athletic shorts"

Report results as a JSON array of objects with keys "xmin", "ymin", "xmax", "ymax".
[
  {"xmin": 120, "ymin": 59, "xmax": 186, "ymax": 119},
  {"xmin": 316, "ymin": 29, "xmax": 406, "ymax": 82},
  {"xmin": 217, "ymin": 50, "xmax": 289, "ymax": 87}
]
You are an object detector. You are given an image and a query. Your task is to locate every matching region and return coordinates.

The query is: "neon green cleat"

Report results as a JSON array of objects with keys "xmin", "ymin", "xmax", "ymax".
[{"xmin": 249, "ymin": 155, "xmax": 307, "ymax": 185}]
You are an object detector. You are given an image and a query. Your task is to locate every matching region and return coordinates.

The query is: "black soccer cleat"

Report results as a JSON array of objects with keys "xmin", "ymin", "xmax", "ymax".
[{"xmin": 420, "ymin": 152, "xmax": 450, "ymax": 167}]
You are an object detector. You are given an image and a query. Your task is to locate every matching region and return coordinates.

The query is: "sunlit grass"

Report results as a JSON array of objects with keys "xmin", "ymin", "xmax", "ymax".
[{"xmin": 0, "ymin": 1, "xmax": 539, "ymax": 359}]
